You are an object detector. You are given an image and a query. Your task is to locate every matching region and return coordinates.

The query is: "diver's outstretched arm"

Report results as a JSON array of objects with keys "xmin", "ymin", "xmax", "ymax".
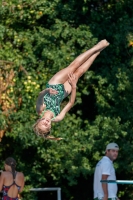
[{"xmin": 53, "ymin": 73, "xmax": 77, "ymax": 122}]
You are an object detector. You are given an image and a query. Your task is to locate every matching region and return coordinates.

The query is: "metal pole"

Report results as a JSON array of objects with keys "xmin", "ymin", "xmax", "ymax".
[
  {"xmin": 29, "ymin": 187, "xmax": 61, "ymax": 200},
  {"xmin": 57, "ymin": 188, "xmax": 61, "ymax": 200},
  {"xmin": 101, "ymin": 180, "xmax": 133, "ymax": 184}
]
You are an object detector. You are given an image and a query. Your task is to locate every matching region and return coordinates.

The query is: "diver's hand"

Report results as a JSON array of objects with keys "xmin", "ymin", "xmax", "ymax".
[
  {"xmin": 48, "ymin": 88, "xmax": 58, "ymax": 95},
  {"xmin": 68, "ymin": 73, "xmax": 77, "ymax": 89}
]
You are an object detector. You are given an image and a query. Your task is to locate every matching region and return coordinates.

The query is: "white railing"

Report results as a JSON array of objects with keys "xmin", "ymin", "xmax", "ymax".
[{"xmin": 30, "ymin": 187, "xmax": 61, "ymax": 200}]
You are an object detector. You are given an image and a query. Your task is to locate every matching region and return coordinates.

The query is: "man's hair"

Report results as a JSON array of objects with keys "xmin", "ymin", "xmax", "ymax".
[{"xmin": 5, "ymin": 157, "xmax": 16, "ymax": 179}]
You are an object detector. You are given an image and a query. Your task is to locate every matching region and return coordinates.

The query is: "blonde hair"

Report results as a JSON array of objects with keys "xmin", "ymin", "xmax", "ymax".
[
  {"xmin": 33, "ymin": 119, "xmax": 63, "ymax": 141},
  {"xmin": 33, "ymin": 119, "xmax": 50, "ymax": 137}
]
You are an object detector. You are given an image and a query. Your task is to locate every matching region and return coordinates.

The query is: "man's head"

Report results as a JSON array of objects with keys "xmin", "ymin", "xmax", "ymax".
[{"xmin": 105, "ymin": 142, "xmax": 119, "ymax": 161}]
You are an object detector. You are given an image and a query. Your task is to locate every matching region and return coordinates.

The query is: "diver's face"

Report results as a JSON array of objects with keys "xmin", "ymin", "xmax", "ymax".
[{"xmin": 38, "ymin": 118, "xmax": 51, "ymax": 130}]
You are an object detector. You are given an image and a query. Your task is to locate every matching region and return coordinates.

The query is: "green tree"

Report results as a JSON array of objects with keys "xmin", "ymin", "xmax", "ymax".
[{"xmin": 1, "ymin": 0, "xmax": 133, "ymax": 199}]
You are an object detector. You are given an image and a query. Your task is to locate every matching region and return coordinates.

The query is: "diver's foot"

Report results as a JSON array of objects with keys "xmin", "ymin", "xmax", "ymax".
[{"xmin": 97, "ymin": 39, "xmax": 110, "ymax": 51}]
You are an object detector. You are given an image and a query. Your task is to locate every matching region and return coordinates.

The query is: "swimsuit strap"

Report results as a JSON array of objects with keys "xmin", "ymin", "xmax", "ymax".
[
  {"xmin": 51, "ymin": 116, "xmax": 56, "ymax": 121},
  {"xmin": 39, "ymin": 109, "xmax": 46, "ymax": 118},
  {"xmin": 39, "ymin": 108, "xmax": 56, "ymax": 120}
]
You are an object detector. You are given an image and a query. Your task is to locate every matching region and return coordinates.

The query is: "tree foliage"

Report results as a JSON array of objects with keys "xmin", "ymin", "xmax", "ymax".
[{"xmin": 0, "ymin": 0, "xmax": 133, "ymax": 199}]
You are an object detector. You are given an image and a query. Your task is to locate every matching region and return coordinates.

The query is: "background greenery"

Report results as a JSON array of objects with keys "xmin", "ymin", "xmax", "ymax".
[{"xmin": 0, "ymin": 0, "xmax": 133, "ymax": 199}]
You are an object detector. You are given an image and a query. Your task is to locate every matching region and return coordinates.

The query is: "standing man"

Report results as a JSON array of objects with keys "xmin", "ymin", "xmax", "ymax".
[{"xmin": 93, "ymin": 142, "xmax": 119, "ymax": 200}]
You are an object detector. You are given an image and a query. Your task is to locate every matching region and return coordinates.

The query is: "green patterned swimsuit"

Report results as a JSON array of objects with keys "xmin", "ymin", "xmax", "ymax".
[{"xmin": 43, "ymin": 83, "xmax": 65, "ymax": 117}]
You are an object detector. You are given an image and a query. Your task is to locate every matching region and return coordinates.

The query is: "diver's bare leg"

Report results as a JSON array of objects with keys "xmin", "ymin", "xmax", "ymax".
[
  {"xmin": 63, "ymin": 52, "xmax": 100, "ymax": 96},
  {"xmin": 48, "ymin": 40, "xmax": 109, "ymax": 84}
]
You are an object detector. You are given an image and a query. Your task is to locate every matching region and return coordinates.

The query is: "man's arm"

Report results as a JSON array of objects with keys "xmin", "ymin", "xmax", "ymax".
[{"xmin": 102, "ymin": 174, "xmax": 109, "ymax": 200}]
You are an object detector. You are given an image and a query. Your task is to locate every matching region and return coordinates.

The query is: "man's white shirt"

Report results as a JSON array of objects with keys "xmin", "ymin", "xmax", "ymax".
[{"xmin": 93, "ymin": 156, "xmax": 117, "ymax": 199}]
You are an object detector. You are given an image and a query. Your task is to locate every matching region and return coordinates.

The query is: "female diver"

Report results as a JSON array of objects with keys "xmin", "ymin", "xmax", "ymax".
[{"xmin": 33, "ymin": 40, "xmax": 109, "ymax": 140}]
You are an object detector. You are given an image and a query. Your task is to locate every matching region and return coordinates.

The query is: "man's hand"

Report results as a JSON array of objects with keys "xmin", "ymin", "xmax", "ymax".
[
  {"xmin": 48, "ymin": 88, "xmax": 58, "ymax": 95},
  {"xmin": 103, "ymin": 196, "xmax": 108, "ymax": 200},
  {"xmin": 68, "ymin": 73, "xmax": 77, "ymax": 89}
]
